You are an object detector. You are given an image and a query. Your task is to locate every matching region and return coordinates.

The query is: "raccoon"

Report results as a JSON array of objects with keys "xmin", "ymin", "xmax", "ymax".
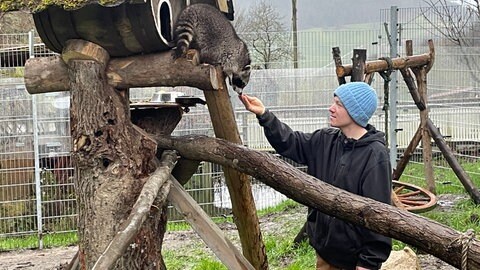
[{"xmin": 173, "ymin": 4, "xmax": 251, "ymax": 94}]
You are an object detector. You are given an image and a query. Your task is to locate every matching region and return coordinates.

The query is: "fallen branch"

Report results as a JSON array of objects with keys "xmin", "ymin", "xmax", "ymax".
[
  {"xmin": 92, "ymin": 150, "xmax": 177, "ymax": 270},
  {"xmin": 155, "ymin": 134, "xmax": 480, "ymax": 269}
]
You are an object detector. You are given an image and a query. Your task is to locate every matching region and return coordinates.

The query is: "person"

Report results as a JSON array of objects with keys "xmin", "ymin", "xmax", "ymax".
[{"xmin": 239, "ymin": 82, "xmax": 392, "ymax": 270}]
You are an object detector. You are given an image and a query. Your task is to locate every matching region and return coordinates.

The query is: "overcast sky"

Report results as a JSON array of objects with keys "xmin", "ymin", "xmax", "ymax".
[{"xmin": 233, "ymin": 0, "xmax": 446, "ymax": 30}]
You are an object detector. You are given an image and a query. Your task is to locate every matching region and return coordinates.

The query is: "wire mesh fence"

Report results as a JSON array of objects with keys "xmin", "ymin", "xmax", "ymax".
[{"xmin": 0, "ymin": 4, "xmax": 479, "ymax": 251}]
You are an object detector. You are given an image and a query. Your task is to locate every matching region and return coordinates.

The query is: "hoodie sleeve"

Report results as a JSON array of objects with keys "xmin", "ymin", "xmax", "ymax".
[
  {"xmin": 257, "ymin": 109, "xmax": 314, "ymax": 165},
  {"xmin": 357, "ymin": 156, "xmax": 392, "ymax": 269}
]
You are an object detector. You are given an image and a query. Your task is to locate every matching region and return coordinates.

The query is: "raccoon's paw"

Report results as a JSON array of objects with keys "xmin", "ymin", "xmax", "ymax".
[{"xmin": 172, "ymin": 47, "xmax": 186, "ymax": 60}]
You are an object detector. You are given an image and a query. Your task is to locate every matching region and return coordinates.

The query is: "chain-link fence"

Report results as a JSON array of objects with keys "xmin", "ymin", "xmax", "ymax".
[{"xmin": 1, "ymin": 4, "xmax": 479, "ymax": 251}]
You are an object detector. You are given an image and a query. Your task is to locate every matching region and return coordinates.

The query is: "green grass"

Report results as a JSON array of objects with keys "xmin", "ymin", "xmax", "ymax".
[
  {"xmin": 399, "ymin": 160, "xmax": 480, "ymax": 194},
  {"xmin": 0, "ymin": 231, "xmax": 77, "ymax": 250},
  {"xmin": 2, "ymin": 160, "xmax": 480, "ymax": 268},
  {"xmin": 163, "ymin": 204, "xmax": 316, "ymax": 270}
]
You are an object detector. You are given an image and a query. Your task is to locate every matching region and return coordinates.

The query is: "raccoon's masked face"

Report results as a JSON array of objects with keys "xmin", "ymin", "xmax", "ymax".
[{"xmin": 230, "ymin": 64, "xmax": 251, "ymax": 94}]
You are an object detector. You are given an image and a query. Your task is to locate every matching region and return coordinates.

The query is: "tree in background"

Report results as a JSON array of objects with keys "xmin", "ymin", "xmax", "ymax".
[
  {"xmin": 0, "ymin": 11, "xmax": 34, "ymax": 34},
  {"xmin": 233, "ymin": 1, "xmax": 292, "ymax": 69},
  {"xmin": 422, "ymin": 0, "xmax": 480, "ymax": 82}
]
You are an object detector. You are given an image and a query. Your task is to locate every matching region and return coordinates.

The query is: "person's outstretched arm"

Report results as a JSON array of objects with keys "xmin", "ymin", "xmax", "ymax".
[{"xmin": 238, "ymin": 94, "xmax": 315, "ymax": 165}]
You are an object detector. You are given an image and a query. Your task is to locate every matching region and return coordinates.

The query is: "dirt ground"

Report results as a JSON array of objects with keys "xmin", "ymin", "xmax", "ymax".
[{"xmin": 0, "ymin": 196, "xmax": 462, "ymax": 270}]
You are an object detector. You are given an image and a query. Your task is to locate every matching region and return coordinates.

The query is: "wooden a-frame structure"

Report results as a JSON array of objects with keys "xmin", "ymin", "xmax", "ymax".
[{"xmin": 332, "ymin": 39, "xmax": 480, "ymax": 207}]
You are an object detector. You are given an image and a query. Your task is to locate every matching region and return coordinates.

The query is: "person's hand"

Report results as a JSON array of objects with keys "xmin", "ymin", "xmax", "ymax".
[
  {"xmin": 239, "ymin": 94, "xmax": 266, "ymax": 116},
  {"xmin": 356, "ymin": 266, "xmax": 370, "ymax": 270}
]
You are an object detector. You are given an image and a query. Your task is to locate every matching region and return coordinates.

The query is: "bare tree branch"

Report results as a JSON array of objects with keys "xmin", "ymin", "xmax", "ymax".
[
  {"xmin": 234, "ymin": 0, "xmax": 292, "ymax": 69},
  {"xmin": 422, "ymin": 0, "xmax": 480, "ymax": 83}
]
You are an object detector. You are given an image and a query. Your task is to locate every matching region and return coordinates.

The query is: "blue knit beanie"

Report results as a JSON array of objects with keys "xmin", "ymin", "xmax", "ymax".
[{"xmin": 333, "ymin": 82, "xmax": 378, "ymax": 127}]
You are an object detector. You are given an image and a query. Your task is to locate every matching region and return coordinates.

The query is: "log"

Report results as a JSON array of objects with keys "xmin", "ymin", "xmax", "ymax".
[
  {"xmin": 426, "ymin": 119, "xmax": 480, "ymax": 204},
  {"xmin": 93, "ymin": 151, "xmax": 176, "ymax": 270},
  {"xmin": 168, "ymin": 176, "xmax": 255, "ymax": 270},
  {"xmin": 425, "ymin": 40, "xmax": 435, "ymax": 73},
  {"xmin": 406, "ymin": 41, "xmax": 435, "ymax": 194},
  {"xmin": 66, "ymin": 40, "xmax": 166, "ymax": 268},
  {"xmin": 393, "ymin": 126, "xmax": 422, "ymax": 180},
  {"xmin": 399, "ymin": 68, "xmax": 426, "ymax": 111},
  {"xmin": 415, "ymin": 67, "xmax": 436, "ymax": 194},
  {"xmin": 155, "ymin": 134, "xmax": 480, "ymax": 269},
  {"xmin": 336, "ymin": 53, "xmax": 432, "ymax": 78},
  {"xmin": 203, "ymin": 67, "xmax": 268, "ymax": 270},
  {"xmin": 364, "ymin": 72, "xmax": 375, "ymax": 85},
  {"xmin": 332, "ymin": 47, "xmax": 346, "ymax": 85},
  {"xmin": 351, "ymin": 49, "xmax": 367, "ymax": 82},
  {"xmin": 403, "ymin": 40, "xmax": 426, "ymax": 111},
  {"xmin": 24, "ymin": 48, "xmax": 218, "ymax": 94}
]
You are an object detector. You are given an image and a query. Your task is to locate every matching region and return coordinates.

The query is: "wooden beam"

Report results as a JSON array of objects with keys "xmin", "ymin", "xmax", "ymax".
[
  {"xmin": 168, "ymin": 176, "xmax": 255, "ymax": 270},
  {"xmin": 404, "ymin": 40, "xmax": 435, "ymax": 194},
  {"xmin": 332, "ymin": 47, "xmax": 346, "ymax": 85},
  {"xmin": 399, "ymin": 68, "xmax": 426, "ymax": 111},
  {"xmin": 336, "ymin": 53, "xmax": 432, "ymax": 78},
  {"xmin": 393, "ymin": 126, "xmax": 422, "ymax": 180},
  {"xmin": 427, "ymin": 119, "xmax": 480, "ymax": 204},
  {"xmin": 24, "ymin": 47, "xmax": 218, "ymax": 94},
  {"xmin": 202, "ymin": 67, "xmax": 268, "ymax": 270}
]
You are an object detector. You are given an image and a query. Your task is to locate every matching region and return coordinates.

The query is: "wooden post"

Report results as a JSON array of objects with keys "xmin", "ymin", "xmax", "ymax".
[
  {"xmin": 427, "ymin": 119, "xmax": 480, "ymax": 204},
  {"xmin": 203, "ymin": 67, "xmax": 268, "ymax": 270},
  {"xmin": 399, "ymin": 68, "xmax": 426, "ymax": 111},
  {"xmin": 332, "ymin": 47, "xmax": 346, "ymax": 85},
  {"xmin": 168, "ymin": 176, "xmax": 255, "ymax": 270},
  {"xmin": 407, "ymin": 40, "xmax": 436, "ymax": 194},
  {"xmin": 393, "ymin": 126, "xmax": 422, "ymax": 180},
  {"xmin": 351, "ymin": 49, "xmax": 367, "ymax": 82},
  {"xmin": 65, "ymin": 39, "xmax": 166, "ymax": 268}
]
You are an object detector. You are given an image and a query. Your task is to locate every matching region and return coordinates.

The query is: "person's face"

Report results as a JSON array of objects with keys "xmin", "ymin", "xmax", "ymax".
[{"xmin": 329, "ymin": 96, "xmax": 355, "ymax": 128}]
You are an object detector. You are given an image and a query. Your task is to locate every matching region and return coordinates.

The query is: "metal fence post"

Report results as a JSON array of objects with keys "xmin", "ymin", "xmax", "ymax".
[
  {"xmin": 29, "ymin": 30, "xmax": 44, "ymax": 249},
  {"xmin": 389, "ymin": 6, "xmax": 399, "ymax": 169}
]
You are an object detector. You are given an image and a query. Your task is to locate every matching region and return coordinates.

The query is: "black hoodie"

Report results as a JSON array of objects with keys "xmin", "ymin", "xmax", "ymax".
[{"xmin": 258, "ymin": 109, "xmax": 392, "ymax": 270}]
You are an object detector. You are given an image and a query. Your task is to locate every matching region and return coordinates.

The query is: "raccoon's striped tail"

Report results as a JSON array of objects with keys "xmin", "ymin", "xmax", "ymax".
[{"xmin": 173, "ymin": 23, "xmax": 194, "ymax": 59}]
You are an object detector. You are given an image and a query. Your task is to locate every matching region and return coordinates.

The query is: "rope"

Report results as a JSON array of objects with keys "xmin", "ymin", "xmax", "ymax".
[
  {"xmin": 378, "ymin": 56, "xmax": 394, "ymax": 83},
  {"xmin": 461, "ymin": 229, "xmax": 475, "ymax": 270},
  {"xmin": 378, "ymin": 57, "xmax": 394, "ymax": 144}
]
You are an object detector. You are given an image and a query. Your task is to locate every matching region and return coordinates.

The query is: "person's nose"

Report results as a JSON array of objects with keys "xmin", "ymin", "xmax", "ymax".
[{"xmin": 328, "ymin": 103, "xmax": 335, "ymax": 113}]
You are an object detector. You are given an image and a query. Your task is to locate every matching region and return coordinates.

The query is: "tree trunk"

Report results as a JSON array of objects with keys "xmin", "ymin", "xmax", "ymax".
[
  {"xmin": 155, "ymin": 134, "xmax": 480, "ymax": 269},
  {"xmin": 66, "ymin": 39, "xmax": 167, "ymax": 269}
]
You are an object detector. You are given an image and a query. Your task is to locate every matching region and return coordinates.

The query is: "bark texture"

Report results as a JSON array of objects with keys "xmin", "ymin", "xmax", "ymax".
[
  {"xmin": 203, "ymin": 68, "xmax": 268, "ymax": 270},
  {"xmin": 24, "ymin": 50, "xmax": 216, "ymax": 94},
  {"xmin": 66, "ymin": 40, "xmax": 167, "ymax": 269},
  {"xmin": 155, "ymin": 134, "xmax": 480, "ymax": 270}
]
